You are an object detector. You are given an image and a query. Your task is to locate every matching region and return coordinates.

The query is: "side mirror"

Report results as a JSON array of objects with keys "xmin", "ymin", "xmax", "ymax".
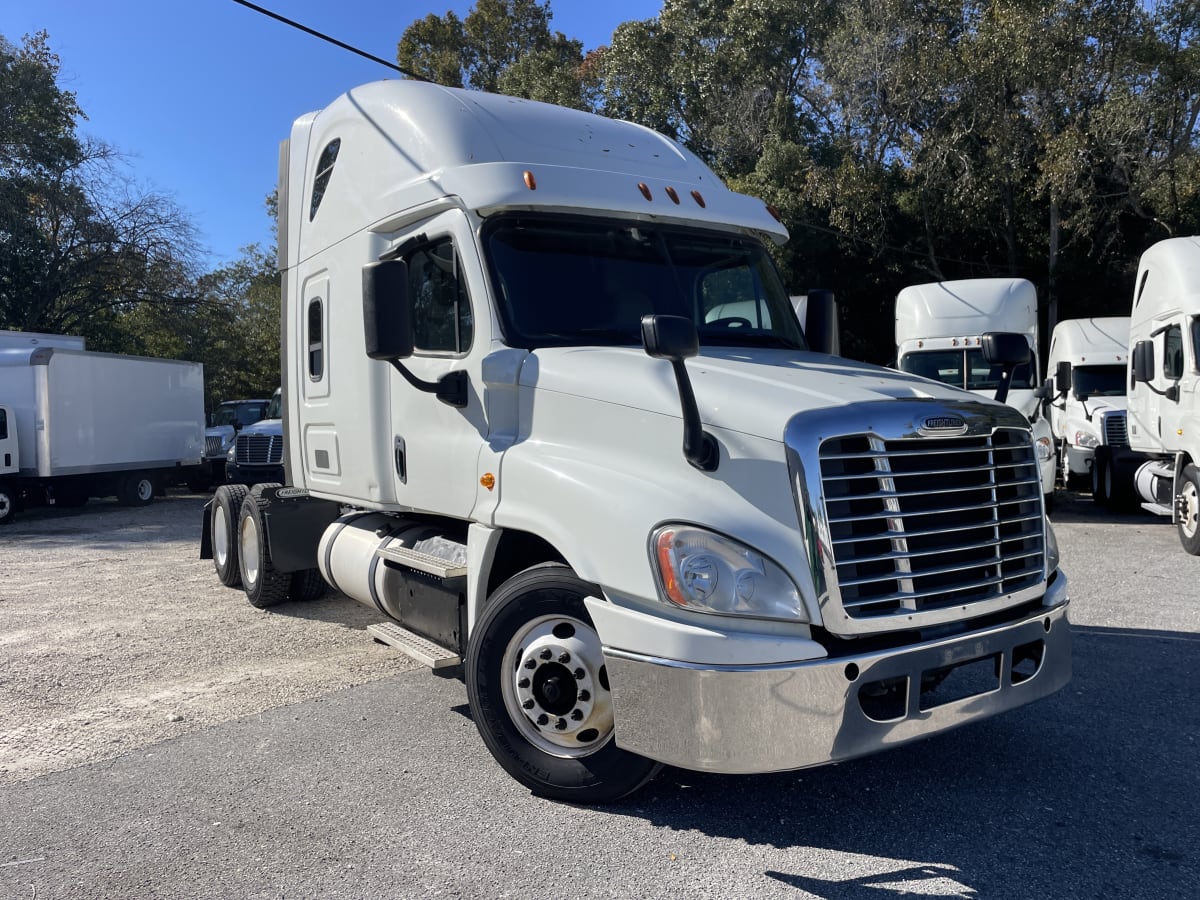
[
  {"xmin": 1131, "ymin": 341, "xmax": 1154, "ymax": 384},
  {"xmin": 641, "ymin": 315, "xmax": 718, "ymax": 472},
  {"xmin": 363, "ymin": 259, "xmax": 414, "ymax": 360},
  {"xmin": 641, "ymin": 314, "xmax": 699, "ymax": 361},
  {"xmin": 981, "ymin": 332, "xmax": 1030, "ymax": 405},
  {"xmin": 981, "ymin": 332, "xmax": 1031, "ymax": 366},
  {"xmin": 1054, "ymin": 361, "xmax": 1071, "ymax": 395},
  {"xmin": 804, "ymin": 289, "xmax": 839, "ymax": 356}
]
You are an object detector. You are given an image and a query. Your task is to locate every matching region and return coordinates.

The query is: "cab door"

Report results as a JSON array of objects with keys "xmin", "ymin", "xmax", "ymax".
[{"xmin": 385, "ymin": 211, "xmax": 491, "ymax": 519}]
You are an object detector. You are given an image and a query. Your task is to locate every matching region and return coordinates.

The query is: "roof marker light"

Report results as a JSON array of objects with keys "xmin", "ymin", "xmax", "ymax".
[
  {"xmin": 766, "ymin": 203, "xmax": 782, "ymax": 222},
  {"xmin": 691, "ymin": 190, "xmax": 706, "ymax": 208},
  {"xmin": 665, "ymin": 186, "xmax": 680, "ymax": 204},
  {"xmin": 523, "ymin": 170, "xmax": 537, "ymax": 190},
  {"xmin": 638, "ymin": 183, "xmax": 653, "ymax": 201}
]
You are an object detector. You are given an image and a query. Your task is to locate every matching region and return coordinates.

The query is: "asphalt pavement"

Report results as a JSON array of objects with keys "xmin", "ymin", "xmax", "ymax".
[{"xmin": 1, "ymin": 492, "xmax": 1197, "ymax": 899}]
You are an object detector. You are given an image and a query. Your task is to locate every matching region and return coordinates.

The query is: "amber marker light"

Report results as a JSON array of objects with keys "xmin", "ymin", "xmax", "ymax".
[
  {"xmin": 480, "ymin": 473, "xmax": 496, "ymax": 491},
  {"xmin": 766, "ymin": 203, "xmax": 783, "ymax": 222},
  {"xmin": 637, "ymin": 182, "xmax": 653, "ymax": 201},
  {"xmin": 665, "ymin": 186, "xmax": 680, "ymax": 204},
  {"xmin": 654, "ymin": 528, "xmax": 686, "ymax": 607},
  {"xmin": 523, "ymin": 170, "xmax": 537, "ymax": 190},
  {"xmin": 691, "ymin": 190, "xmax": 706, "ymax": 208}
]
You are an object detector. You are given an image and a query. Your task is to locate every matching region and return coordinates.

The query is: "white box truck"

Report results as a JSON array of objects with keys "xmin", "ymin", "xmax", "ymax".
[
  {"xmin": 1044, "ymin": 317, "xmax": 1142, "ymax": 506},
  {"xmin": 201, "ymin": 80, "xmax": 1071, "ymax": 803},
  {"xmin": 894, "ymin": 278, "xmax": 1057, "ymax": 505},
  {"xmin": 0, "ymin": 341, "xmax": 205, "ymax": 523},
  {"xmin": 1126, "ymin": 235, "xmax": 1200, "ymax": 554}
]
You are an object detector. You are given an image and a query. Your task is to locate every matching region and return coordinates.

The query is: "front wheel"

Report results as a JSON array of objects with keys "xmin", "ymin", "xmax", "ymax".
[
  {"xmin": 466, "ymin": 563, "xmax": 661, "ymax": 804},
  {"xmin": 117, "ymin": 472, "xmax": 155, "ymax": 507},
  {"xmin": 1177, "ymin": 464, "xmax": 1200, "ymax": 556},
  {"xmin": 1092, "ymin": 451, "xmax": 1112, "ymax": 507}
]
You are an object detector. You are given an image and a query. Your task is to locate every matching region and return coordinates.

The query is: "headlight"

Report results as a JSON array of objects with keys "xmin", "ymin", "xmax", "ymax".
[
  {"xmin": 226, "ymin": 444, "xmax": 237, "ymax": 462},
  {"xmin": 1074, "ymin": 431, "xmax": 1099, "ymax": 449},
  {"xmin": 651, "ymin": 525, "xmax": 808, "ymax": 621},
  {"xmin": 1045, "ymin": 519, "xmax": 1061, "ymax": 575},
  {"xmin": 1036, "ymin": 435, "xmax": 1053, "ymax": 461}
]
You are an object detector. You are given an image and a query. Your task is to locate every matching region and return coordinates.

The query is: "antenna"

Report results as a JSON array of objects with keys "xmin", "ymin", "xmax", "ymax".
[{"xmin": 231, "ymin": 0, "xmax": 430, "ymax": 82}]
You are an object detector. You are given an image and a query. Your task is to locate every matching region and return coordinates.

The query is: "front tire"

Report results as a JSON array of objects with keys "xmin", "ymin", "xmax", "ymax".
[
  {"xmin": 466, "ymin": 563, "xmax": 661, "ymax": 804},
  {"xmin": 117, "ymin": 472, "xmax": 155, "ymax": 507},
  {"xmin": 1177, "ymin": 464, "xmax": 1200, "ymax": 556},
  {"xmin": 238, "ymin": 487, "xmax": 290, "ymax": 608},
  {"xmin": 1092, "ymin": 450, "xmax": 1112, "ymax": 507},
  {"xmin": 211, "ymin": 484, "xmax": 249, "ymax": 586}
]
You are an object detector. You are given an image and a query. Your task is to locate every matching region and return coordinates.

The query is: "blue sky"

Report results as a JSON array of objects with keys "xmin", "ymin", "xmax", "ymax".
[{"xmin": 3, "ymin": 0, "xmax": 664, "ymax": 270}]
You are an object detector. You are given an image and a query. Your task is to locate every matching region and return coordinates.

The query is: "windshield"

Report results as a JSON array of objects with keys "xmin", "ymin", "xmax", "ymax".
[
  {"xmin": 900, "ymin": 348, "xmax": 1036, "ymax": 392},
  {"xmin": 212, "ymin": 403, "xmax": 266, "ymax": 428},
  {"xmin": 483, "ymin": 216, "xmax": 806, "ymax": 350},
  {"xmin": 266, "ymin": 391, "xmax": 282, "ymax": 419},
  {"xmin": 1072, "ymin": 365, "xmax": 1126, "ymax": 397}
]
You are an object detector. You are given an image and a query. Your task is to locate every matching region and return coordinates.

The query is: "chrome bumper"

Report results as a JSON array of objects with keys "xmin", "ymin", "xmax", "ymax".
[{"xmin": 604, "ymin": 581, "xmax": 1071, "ymax": 774}]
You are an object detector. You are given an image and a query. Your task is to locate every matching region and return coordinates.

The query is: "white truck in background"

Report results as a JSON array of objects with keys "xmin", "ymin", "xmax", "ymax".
[
  {"xmin": 1126, "ymin": 235, "xmax": 1200, "ymax": 554},
  {"xmin": 202, "ymin": 79, "xmax": 1071, "ymax": 803},
  {"xmin": 0, "ymin": 337, "xmax": 205, "ymax": 524},
  {"xmin": 1044, "ymin": 317, "xmax": 1141, "ymax": 507},
  {"xmin": 894, "ymin": 278, "xmax": 1057, "ymax": 506}
]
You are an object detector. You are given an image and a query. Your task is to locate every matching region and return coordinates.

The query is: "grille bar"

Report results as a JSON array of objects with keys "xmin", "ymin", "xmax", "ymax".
[
  {"xmin": 1103, "ymin": 412, "xmax": 1128, "ymax": 446},
  {"xmin": 819, "ymin": 428, "xmax": 1045, "ymax": 622}
]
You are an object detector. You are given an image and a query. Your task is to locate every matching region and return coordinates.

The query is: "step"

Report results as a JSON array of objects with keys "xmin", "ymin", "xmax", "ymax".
[
  {"xmin": 375, "ymin": 545, "xmax": 467, "ymax": 579},
  {"xmin": 367, "ymin": 621, "xmax": 461, "ymax": 669},
  {"xmin": 1141, "ymin": 501, "xmax": 1173, "ymax": 517}
]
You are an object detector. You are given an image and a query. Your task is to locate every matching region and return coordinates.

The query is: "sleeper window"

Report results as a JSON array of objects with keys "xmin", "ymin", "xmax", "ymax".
[
  {"xmin": 307, "ymin": 298, "xmax": 324, "ymax": 379},
  {"xmin": 309, "ymin": 139, "xmax": 341, "ymax": 221}
]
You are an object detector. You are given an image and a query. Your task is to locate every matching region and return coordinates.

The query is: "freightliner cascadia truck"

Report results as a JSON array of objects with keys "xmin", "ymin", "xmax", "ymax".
[{"xmin": 202, "ymin": 80, "xmax": 1071, "ymax": 803}]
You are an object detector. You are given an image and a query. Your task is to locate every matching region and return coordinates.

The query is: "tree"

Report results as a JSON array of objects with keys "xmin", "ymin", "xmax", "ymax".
[
  {"xmin": 0, "ymin": 31, "xmax": 202, "ymax": 347},
  {"xmin": 397, "ymin": 1, "xmax": 595, "ymax": 109}
]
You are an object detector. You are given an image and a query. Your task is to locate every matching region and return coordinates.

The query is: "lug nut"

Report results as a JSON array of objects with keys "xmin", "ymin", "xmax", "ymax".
[
  {"xmin": 524, "ymin": 659, "xmax": 536, "ymax": 670},
  {"xmin": 522, "ymin": 699, "xmax": 535, "ymax": 710},
  {"xmin": 536, "ymin": 714, "xmax": 549, "ymax": 726},
  {"xmin": 573, "ymin": 667, "xmax": 585, "ymax": 680},
  {"xmin": 558, "ymin": 652, "xmax": 571, "ymax": 664},
  {"xmin": 540, "ymin": 649, "xmax": 553, "ymax": 660},
  {"xmin": 570, "ymin": 709, "xmax": 583, "ymax": 721},
  {"xmin": 555, "ymin": 718, "xmax": 567, "ymax": 730},
  {"xmin": 518, "ymin": 678, "xmax": 530, "ymax": 689},
  {"xmin": 578, "ymin": 690, "xmax": 591, "ymax": 702}
]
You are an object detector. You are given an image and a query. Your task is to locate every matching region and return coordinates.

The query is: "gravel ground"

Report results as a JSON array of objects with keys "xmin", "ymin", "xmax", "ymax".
[{"xmin": 0, "ymin": 491, "xmax": 417, "ymax": 786}]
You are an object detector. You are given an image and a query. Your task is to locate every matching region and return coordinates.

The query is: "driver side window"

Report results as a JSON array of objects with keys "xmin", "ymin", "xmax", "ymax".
[
  {"xmin": 407, "ymin": 239, "xmax": 473, "ymax": 354},
  {"xmin": 1164, "ymin": 324, "xmax": 1184, "ymax": 380}
]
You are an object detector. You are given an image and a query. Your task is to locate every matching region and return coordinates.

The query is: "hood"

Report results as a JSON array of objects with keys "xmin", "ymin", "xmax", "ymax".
[
  {"xmin": 205, "ymin": 424, "xmax": 235, "ymax": 440},
  {"xmin": 238, "ymin": 418, "xmax": 282, "ymax": 438},
  {"xmin": 521, "ymin": 347, "xmax": 1013, "ymax": 441}
]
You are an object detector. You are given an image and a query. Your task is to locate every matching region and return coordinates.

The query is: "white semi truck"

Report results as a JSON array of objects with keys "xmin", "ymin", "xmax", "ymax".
[
  {"xmin": 202, "ymin": 80, "xmax": 1071, "ymax": 802},
  {"xmin": 894, "ymin": 278, "xmax": 1057, "ymax": 506},
  {"xmin": 1044, "ymin": 317, "xmax": 1140, "ymax": 506},
  {"xmin": 0, "ymin": 338, "xmax": 205, "ymax": 524},
  {"xmin": 1126, "ymin": 235, "xmax": 1200, "ymax": 554}
]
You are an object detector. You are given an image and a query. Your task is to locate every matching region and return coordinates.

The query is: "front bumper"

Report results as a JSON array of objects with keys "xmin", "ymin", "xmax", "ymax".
[{"xmin": 602, "ymin": 575, "xmax": 1070, "ymax": 774}]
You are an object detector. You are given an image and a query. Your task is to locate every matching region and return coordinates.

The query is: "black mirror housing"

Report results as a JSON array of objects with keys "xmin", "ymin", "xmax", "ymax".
[
  {"xmin": 641, "ymin": 315, "xmax": 699, "ymax": 361},
  {"xmin": 1131, "ymin": 341, "xmax": 1154, "ymax": 384},
  {"xmin": 363, "ymin": 259, "xmax": 415, "ymax": 360},
  {"xmin": 981, "ymin": 332, "xmax": 1031, "ymax": 366},
  {"xmin": 804, "ymin": 289, "xmax": 839, "ymax": 356},
  {"xmin": 1055, "ymin": 360, "xmax": 1071, "ymax": 394}
]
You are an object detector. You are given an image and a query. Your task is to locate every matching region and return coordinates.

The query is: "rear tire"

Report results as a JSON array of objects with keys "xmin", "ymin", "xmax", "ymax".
[
  {"xmin": 289, "ymin": 568, "xmax": 327, "ymax": 602},
  {"xmin": 238, "ymin": 490, "xmax": 290, "ymax": 608},
  {"xmin": 0, "ymin": 482, "xmax": 17, "ymax": 525},
  {"xmin": 117, "ymin": 472, "xmax": 155, "ymax": 507},
  {"xmin": 211, "ymin": 484, "xmax": 249, "ymax": 586},
  {"xmin": 466, "ymin": 562, "xmax": 662, "ymax": 804},
  {"xmin": 1177, "ymin": 464, "xmax": 1200, "ymax": 556}
]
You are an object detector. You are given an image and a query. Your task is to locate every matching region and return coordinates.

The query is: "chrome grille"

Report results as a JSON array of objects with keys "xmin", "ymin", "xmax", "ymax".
[
  {"xmin": 819, "ymin": 428, "xmax": 1044, "ymax": 623},
  {"xmin": 204, "ymin": 435, "xmax": 225, "ymax": 458},
  {"xmin": 1103, "ymin": 411, "xmax": 1127, "ymax": 446},
  {"xmin": 235, "ymin": 433, "xmax": 282, "ymax": 465}
]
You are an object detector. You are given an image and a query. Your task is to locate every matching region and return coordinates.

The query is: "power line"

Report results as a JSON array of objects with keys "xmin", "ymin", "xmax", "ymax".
[{"xmin": 230, "ymin": 0, "xmax": 429, "ymax": 82}]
